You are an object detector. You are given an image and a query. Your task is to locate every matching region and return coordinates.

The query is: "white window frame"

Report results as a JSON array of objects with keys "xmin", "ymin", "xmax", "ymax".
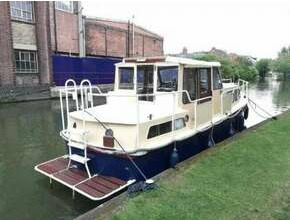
[
  {"xmin": 10, "ymin": 1, "xmax": 34, "ymax": 22},
  {"xmin": 15, "ymin": 50, "xmax": 38, "ymax": 74},
  {"xmin": 55, "ymin": 1, "xmax": 74, "ymax": 13}
]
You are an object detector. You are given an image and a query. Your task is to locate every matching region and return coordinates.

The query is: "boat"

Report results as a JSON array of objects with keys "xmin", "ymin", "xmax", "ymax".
[{"xmin": 35, "ymin": 56, "xmax": 249, "ymax": 201}]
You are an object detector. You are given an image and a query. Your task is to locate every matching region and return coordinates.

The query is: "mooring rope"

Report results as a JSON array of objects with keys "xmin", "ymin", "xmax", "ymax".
[{"xmin": 248, "ymin": 98, "xmax": 277, "ymax": 120}]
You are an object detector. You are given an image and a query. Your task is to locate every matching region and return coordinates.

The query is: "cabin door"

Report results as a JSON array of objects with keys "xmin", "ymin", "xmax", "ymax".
[{"xmin": 212, "ymin": 67, "xmax": 223, "ymax": 115}]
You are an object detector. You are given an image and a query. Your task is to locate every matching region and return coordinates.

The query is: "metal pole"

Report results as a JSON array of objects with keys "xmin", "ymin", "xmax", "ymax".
[{"xmin": 132, "ymin": 15, "xmax": 135, "ymax": 57}]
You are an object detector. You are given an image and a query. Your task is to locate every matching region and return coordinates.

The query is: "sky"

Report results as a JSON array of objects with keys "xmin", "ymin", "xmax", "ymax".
[{"xmin": 83, "ymin": 0, "xmax": 290, "ymax": 59}]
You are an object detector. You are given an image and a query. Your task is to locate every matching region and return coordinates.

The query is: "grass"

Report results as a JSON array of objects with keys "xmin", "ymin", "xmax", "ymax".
[{"xmin": 112, "ymin": 112, "xmax": 290, "ymax": 220}]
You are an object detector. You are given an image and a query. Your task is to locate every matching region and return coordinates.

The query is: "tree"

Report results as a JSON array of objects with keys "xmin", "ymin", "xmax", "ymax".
[
  {"xmin": 256, "ymin": 59, "xmax": 270, "ymax": 78},
  {"xmin": 272, "ymin": 46, "xmax": 290, "ymax": 80}
]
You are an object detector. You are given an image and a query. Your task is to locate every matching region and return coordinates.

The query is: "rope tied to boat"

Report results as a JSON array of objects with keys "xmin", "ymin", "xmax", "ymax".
[{"xmin": 248, "ymin": 98, "xmax": 277, "ymax": 120}]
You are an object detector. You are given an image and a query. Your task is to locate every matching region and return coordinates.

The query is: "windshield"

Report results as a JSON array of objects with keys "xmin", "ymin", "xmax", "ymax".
[{"xmin": 118, "ymin": 67, "xmax": 134, "ymax": 90}]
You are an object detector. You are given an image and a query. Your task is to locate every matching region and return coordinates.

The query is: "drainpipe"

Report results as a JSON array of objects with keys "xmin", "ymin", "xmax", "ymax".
[
  {"xmin": 77, "ymin": 2, "xmax": 85, "ymax": 57},
  {"xmin": 127, "ymin": 20, "xmax": 130, "ymax": 57},
  {"xmin": 132, "ymin": 15, "xmax": 135, "ymax": 57},
  {"xmin": 53, "ymin": 1, "xmax": 57, "ymax": 52}
]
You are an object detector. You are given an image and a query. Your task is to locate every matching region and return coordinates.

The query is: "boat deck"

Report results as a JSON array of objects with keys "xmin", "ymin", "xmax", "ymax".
[{"xmin": 35, "ymin": 156, "xmax": 135, "ymax": 201}]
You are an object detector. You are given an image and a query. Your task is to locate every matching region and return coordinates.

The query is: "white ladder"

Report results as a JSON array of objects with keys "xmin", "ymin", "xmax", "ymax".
[{"xmin": 67, "ymin": 129, "xmax": 91, "ymax": 178}]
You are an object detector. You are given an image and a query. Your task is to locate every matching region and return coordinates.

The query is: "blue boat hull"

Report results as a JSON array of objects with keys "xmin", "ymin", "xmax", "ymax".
[{"xmin": 70, "ymin": 108, "xmax": 246, "ymax": 182}]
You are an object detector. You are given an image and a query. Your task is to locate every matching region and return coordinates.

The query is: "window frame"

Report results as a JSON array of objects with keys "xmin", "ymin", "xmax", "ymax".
[
  {"xmin": 157, "ymin": 66, "xmax": 179, "ymax": 92},
  {"xmin": 10, "ymin": 1, "xmax": 35, "ymax": 23},
  {"xmin": 118, "ymin": 67, "xmax": 135, "ymax": 90},
  {"xmin": 147, "ymin": 118, "xmax": 186, "ymax": 139},
  {"xmin": 182, "ymin": 67, "xmax": 197, "ymax": 104},
  {"xmin": 137, "ymin": 65, "xmax": 154, "ymax": 101},
  {"xmin": 14, "ymin": 50, "xmax": 38, "ymax": 74},
  {"xmin": 197, "ymin": 68, "xmax": 212, "ymax": 99},
  {"xmin": 55, "ymin": 1, "xmax": 74, "ymax": 13},
  {"xmin": 213, "ymin": 67, "xmax": 223, "ymax": 90}
]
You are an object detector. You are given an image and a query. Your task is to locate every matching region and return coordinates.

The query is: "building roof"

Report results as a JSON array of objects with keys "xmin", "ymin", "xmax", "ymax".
[{"xmin": 85, "ymin": 16, "xmax": 163, "ymax": 40}]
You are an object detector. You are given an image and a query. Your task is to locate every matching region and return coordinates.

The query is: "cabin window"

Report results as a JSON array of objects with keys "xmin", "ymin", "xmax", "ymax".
[
  {"xmin": 213, "ymin": 67, "xmax": 223, "ymax": 90},
  {"xmin": 118, "ymin": 67, "xmax": 134, "ymax": 90},
  {"xmin": 137, "ymin": 65, "xmax": 154, "ymax": 101},
  {"xmin": 157, "ymin": 66, "xmax": 178, "ymax": 92},
  {"xmin": 198, "ymin": 68, "xmax": 211, "ymax": 98},
  {"xmin": 183, "ymin": 68, "xmax": 197, "ymax": 104},
  {"xmin": 147, "ymin": 118, "xmax": 185, "ymax": 139}
]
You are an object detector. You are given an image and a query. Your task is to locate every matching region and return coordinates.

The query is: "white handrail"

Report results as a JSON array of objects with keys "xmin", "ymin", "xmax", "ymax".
[{"xmin": 64, "ymin": 79, "xmax": 77, "ymax": 130}]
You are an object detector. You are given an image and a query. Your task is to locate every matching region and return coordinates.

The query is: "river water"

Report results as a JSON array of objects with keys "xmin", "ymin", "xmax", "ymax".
[{"xmin": 0, "ymin": 77, "xmax": 290, "ymax": 220}]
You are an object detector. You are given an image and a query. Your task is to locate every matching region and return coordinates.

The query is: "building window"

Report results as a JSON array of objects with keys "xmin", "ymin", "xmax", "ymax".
[
  {"xmin": 55, "ymin": 1, "xmax": 73, "ymax": 12},
  {"xmin": 15, "ymin": 50, "xmax": 38, "ymax": 74},
  {"xmin": 10, "ymin": 1, "xmax": 34, "ymax": 22}
]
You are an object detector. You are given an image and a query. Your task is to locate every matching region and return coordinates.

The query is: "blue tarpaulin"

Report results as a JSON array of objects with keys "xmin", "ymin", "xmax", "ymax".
[{"xmin": 52, "ymin": 55, "xmax": 121, "ymax": 86}]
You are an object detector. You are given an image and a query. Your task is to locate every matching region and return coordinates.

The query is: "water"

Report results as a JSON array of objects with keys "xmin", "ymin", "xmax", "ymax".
[
  {"xmin": 245, "ymin": 78, "xmax": 290, "ymax": 127},
  {"xmin": 0, "ymin": 77, "xmax": 290, "ymax": 220},
  {"xmin": 0, "ymin": 101, "xmax": 97, "ymax": 220}
]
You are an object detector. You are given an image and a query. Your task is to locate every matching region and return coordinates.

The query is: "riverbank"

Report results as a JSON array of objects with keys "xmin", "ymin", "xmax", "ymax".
[{"xmin": 108, "ymin": 111, "xmax": 290, "ymax": 220}]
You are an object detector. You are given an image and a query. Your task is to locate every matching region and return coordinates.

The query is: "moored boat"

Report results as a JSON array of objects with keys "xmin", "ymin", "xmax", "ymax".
[{"xmin": 35, "ymin": 56, "xmax": 249, "ymax": 201}]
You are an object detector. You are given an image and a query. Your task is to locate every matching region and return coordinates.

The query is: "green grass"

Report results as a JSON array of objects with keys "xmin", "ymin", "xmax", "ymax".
[{"xmin": 112, "ymin": 112, "xmax": 290, "ymax": 220}]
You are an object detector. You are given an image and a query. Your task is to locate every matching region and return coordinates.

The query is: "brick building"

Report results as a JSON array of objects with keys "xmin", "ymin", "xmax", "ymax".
[{"xmin": 0, "ymin": 1, "xmax": 163, "ymax": 87}]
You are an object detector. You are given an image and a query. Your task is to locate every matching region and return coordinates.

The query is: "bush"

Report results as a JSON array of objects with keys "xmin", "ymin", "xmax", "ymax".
[{"xmin": 195, "ymin": 54, "xmax": 257, "ymax": 81}]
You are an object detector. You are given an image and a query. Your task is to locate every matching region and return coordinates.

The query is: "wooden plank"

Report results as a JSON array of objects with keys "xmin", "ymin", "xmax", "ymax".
[
  {"xmin": 69, "ymin": 167, "xmax": 88, "ymax": 178},
  {"xmin": 38, "ymin": 164, "xmax": 59, "ymax": 174},
  {"xmin": 61, "ymin": 169, "xmax": 87, "ymax": 182},
  {"xmin": 54, "ymin": 172, "xmax": 81, "ymax": 186},
  {"xmin": 101, "ymin": 176, "xmax": 126, "ymax": 186},
  {"xmin": 76, "ymin": 183, "xmax": 105, "ymax": 198},
  {"xmin": 91, "ymin": 177, "xmax": 119, "ymax": 190},
  {"xmin": 82, "ymin": 179, "xmax": 112, "ymax": 194}
]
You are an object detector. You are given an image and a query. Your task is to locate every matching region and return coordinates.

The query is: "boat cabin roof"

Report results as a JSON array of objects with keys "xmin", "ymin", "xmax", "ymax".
[{"xmin": 118, "ymin": 56, "xmax": 221, "ymax": 68}]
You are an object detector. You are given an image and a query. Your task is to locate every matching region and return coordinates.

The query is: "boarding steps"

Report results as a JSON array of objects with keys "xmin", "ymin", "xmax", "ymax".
[{"xmin": 67, "ymin": 129, "xmax": 91, "ymax": 178}]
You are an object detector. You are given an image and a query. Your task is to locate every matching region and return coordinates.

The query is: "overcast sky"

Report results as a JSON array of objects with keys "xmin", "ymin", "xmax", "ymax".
[{"xmin": 83, "ymin": 0, "xmax": 290, "ymax": 59}]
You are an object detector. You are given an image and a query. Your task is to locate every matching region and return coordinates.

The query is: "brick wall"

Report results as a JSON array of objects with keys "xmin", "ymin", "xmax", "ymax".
[
  {"xmin": 0, "ymin": 1, "xmax": 15, "ymax": 85},
  {"xmin": 35, "ymin": 1, "xmax": 52, "ymax": 84},
  {"xmin": 85, "ymin": 23, "xmax": 106, "ymax": 56},
  {"xmin": 85, "ymin": 19, "xmax": 163, "ymax": 58},
  {"xmin": 106, "ymin": 28, "xmax": 127, "ymax": 57},
  {"xmin": 144, "ymin": 36, "xmax": 163, "ymax": 57}
]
